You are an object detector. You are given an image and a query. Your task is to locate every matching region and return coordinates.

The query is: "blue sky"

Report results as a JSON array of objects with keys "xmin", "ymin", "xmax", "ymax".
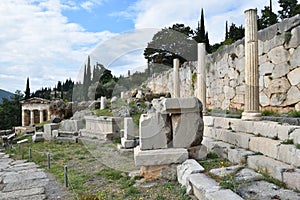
[{"xmin": 0, "ymin": 0, "xmax": 279, "ymax": 93}]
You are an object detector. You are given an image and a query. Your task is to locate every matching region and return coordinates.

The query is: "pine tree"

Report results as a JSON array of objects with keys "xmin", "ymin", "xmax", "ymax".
[
  {"xmin": 225, "ymin": 21, "xmax": 229, "ymax": 40},
  {"xmin": 278, "ymin": 0, "xmax": 300, "ymax": 19},
  {"xmin": 193, "ymin": 8, "xmax": 210, "ymax": 52},
  {"xmin": 258, "ymin": 0, "xmax": 278, "ymax": 29},
  {"xmin": 25, "ymin": 77, "xmax": 30, "ymax": 99}
]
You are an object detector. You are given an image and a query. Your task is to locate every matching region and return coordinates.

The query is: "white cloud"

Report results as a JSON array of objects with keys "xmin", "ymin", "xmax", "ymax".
[
  {"xmin": 0, "ymin": 0, "xmax": 114, "ymax": 92},
  {"xmin": 126, "ymin": 0, "xmax": 280, "ymax": 43},
  {"xmin": 80, "ymin": 0, "xmax": 103, "ymax": 12}
]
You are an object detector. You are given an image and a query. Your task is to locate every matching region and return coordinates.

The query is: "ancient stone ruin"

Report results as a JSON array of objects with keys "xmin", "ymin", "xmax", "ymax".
[{"xmin": 134, "ymin": 97, "xmax": 205, "ymax": 179}]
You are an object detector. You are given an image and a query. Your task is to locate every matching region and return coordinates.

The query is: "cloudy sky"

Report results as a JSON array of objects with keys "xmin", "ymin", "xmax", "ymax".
[{"xmin": 0, "ymin": 0, "xmax": 280, "ymax": 93}]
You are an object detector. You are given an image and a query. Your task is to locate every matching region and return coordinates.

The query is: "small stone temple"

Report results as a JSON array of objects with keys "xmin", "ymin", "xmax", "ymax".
[{"xmin": 20, "ymin": 97, "xmax": 51, "ymax": 126}]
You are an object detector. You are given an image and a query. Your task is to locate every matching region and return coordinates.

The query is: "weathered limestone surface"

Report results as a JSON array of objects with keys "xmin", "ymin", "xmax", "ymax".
[
  {"xmin": 283, "ymin": 169, "xmax": 300, "ymax": 190},
  {"xmin": 139, "ymin": 113, "xmax": 171, "ymax": 150},
  {"xmin": 60, "ymin": 120, "xmax": 83, "ymax": 132},
  {"xmin": 177, "ymin": 159, "xmax": 204, "ymax": 194},
  {"xmin": 134, "ymin": 146, "xmax": 188, "ymax": 167},
  {"xmin": 247, "ymin": 155, "xmax": 293, "ymax": 180},
  {"xmin": 188, "ymin": 173, "xmax": 220, "ymax": 200},
  {"xmin": 152, "ymin": 97, "xmax": 202, "ymax": 114},
  {"xmin": 43, "ymin": 123, "xmax": 58, "ymax": 140},
  {"xmin": 249, "ymin": 137, "xmax": 280, "ymax": 159},
  {"xmin": 124, "ymin": 117, "xmax": 136, "ymax": 140},
  {"xmin": 172, "ymin": 112, "xmax": 203, "ymax": 148}
]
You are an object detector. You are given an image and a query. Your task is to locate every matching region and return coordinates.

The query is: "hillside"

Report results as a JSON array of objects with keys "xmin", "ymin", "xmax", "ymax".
[{"xmin": 0, "ymin": 89, "xmax": 13, "ymax": 103}]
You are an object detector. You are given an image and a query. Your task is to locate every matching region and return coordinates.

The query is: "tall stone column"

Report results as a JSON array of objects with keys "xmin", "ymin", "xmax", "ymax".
[
  {"xmin": 47, "ymin": 109, "xmax": 51, "ymax": 121},
  {"xmin": 242, "ymin": 9, "xmax": 261, "ymax": 121},
  {"xmin": 173, "ymin": 58, "xmax": 180, "ymax": 98},
  {"xmin": 197, "ymin": 43, "xmax": 207, "ymax": 115},
  {"xmin": 39, "ymin": 110, "xmax": 44, "ymax": 124},
  {"xmin": 22, "ymin": 109, "xmax": 25, "ymax": 126},
  {"xmin": 30, "ymin": 110, "xmax": 35, "ymax": 125},
  {"xmin": 100, "ymin": 96, "xmax": 106, "ymax": 110}
]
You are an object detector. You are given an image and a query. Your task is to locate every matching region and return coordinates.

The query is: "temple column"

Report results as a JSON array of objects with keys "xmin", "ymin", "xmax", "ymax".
[
  {"xmin": 22, "ymin": 109, "xmax": 26, "ymax": 126},
  {"xmin": 173, "ymin": 58, "xmax": 180, "ymax": 98},
  {"xmin": 39, "ymin": 110, "xmax": 44, "ymax": 124},
  {"xmin": 242, "ymin": 9, "xmax": 261, "ymax": 121},
  {"xmin": 47, "ymin": 110, "xmax": 51, "ymax": 121},
  {"xmin": 30, "ymin": 110, "xmax": 34, "ymax": 125},
  {"xmin": 197, "ymin": 43, "xmax": 207, "ymax": 115}
]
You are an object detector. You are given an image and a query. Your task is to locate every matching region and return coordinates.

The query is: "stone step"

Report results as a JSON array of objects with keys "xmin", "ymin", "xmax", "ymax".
[
  {"xmin": 203, "ymin": 135, "xmax": 300, "ymax": 167},
  {"xmin": 80, "ymin": 129, "xmax": 115, "ymax": 141},
  {"xmin": 203, "ymin": 116, "xmax": 300, "ymax": 141},
  {"xmin": 55, "ymin": 137, "xmax": 78, "ymax": 143},
  {"xmin": 77, "ymin": 137, "xmax": 106, "ymax": 145},
  {"xmin": 57, "ymin": 131, "xmax": 78, "ymax": 137},
  {"xmin": 247, "ymin": 154, "xmax": 300, "ymax": 190}
]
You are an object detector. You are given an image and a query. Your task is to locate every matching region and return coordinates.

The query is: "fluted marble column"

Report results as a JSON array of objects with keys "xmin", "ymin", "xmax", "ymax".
[
  {"xmin": 242, "ymin": 9, "xmax": 261, "ymax": 121},
  {"xmin": 39, "ymin": 110, "xmax": 44, "ymax": 124},
  {"xmin": 22, "ymin": 109, "xmax": 25, "ymax": 126},
  {"xmin": 173, "ymin": 58, "xmax": 180, "ymax": 98},
  {"xmin": 197, "ymin": 43, "xmax": 207, "ymax": 115},
  {"xmin": 30, "ymin": 110, "xmax": 34, "ymax": 125}
]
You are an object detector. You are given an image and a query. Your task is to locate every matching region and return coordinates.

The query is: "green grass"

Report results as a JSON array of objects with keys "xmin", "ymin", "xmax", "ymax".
[
  {"xmin": 93, "ymin": 109, "xmax": 113, "ymax": 117},
  {"xmin": 281, "ymin": 139, "xmax": 294, "ymax": 145},
  {"xmin": 5, "ymin": 138, "xmax": 191, "ymax": 199},
  {"xmin": 199, "ymin": 158, "xmax": 232, "ymax": 172},
  {"xmin": 261, "ymin": 109, "xmax": 280, "ymax": 117},
  {"xmin": 287, "ymin": 110, "xmax": 300, "ymax": 118},
  {"xmin": 207, "ymin": 152, "xmax": 219, "ymax": 159}
]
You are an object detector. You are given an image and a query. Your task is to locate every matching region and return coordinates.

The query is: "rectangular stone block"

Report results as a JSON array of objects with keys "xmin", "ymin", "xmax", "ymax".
[
  {"xmin": 152, "ymin": 97, "xmax": 202, "ymax": 114},
  {"xmin": 121, "ymin": 137, "xmax": 135, "ymax": 149},
  {"xmin": 252, "ymin": 121, "xmax": 278, "ymax": 138},
  {"xmin": 205, "ymin": 189, "xmax": 244, "ymax": 200},
  {"xmin": 211, "ymin": 141, "xmax": 232, "ymax": 159},
  {"xmin": 201, "ymin": 137, "xmax": 217, "ymax": 152},
  {"xmin": 220, "ymin": 131, "xmax": 254, "ymax": 149},
  {"xmin": 283, "ymin": 169, "xmax": 300, "ymax": 190},
  {"xmin": 134, "ymin": 146, "xmax": 188, "ymax": 167},
  {"xmin": 61, "ymin": 120, "xmax": 83, "ymax": 132},
  {"xmin": 43, "ymin": 123, "xmax": 58, "ymax": 140},
  {"xmin": 277, "ymin": 125, "xmax": 299, "ymax": 141},
  {"xmin": 177, "ymin": 159, "xmax": 205, "ymax": 194},
  {"xmin": 277, "ymin": 144, "xmax": 296, "ymax": 165},
  {"xmin": 188, "ymin": 173, "xmax": 220, "ymax": 200},
  {"xmin": 84, "ymin": 116, "xmax": 121, "ymax": 134},
  {"xmin": 289, "ymin": 128, "xmax": 300, "ymax": 144},
  {"xmin": 172, "ymin": 112, "xmax": 203, "ymax": 148},
  {"xmin": 213, "ymin": 117, "xmax": 231, "ymax": 129},
  {"xmin": 203, "ymin": 116, "xmax": 214, "ymax": 127},
  {"xmin": 293, "ymin": 149, "xmax": 300, "ymax": 167},
  {"xmin": 231, "ymin": 120, "xmax": 254, "ymax": 133},
  {"xmin": 139, "ymin": 113, "xmax": 171, "ymax": 150},
  {"xmin": 228, "ymin": 148, "xmax": 255, "ymax": 164},
  {"xmin": 247, "ymin": 155, "xmax": 293, "ymax": 181},
  {"xmin": 124, "ymin": 117, "xmax": 136, "ymax": 140},
  {"xmin": 249, "ymin": 137, "xmax": 280, "ymax": 159}
]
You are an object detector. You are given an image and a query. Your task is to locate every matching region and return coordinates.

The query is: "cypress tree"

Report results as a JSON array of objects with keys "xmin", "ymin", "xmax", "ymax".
[
  {"xmin": 225, "ymin": 21, "xmax": 229, "ymax": 40},
  {"xmin": 25, "ymin": 77, "xmax": 30, "ymax": 99}
]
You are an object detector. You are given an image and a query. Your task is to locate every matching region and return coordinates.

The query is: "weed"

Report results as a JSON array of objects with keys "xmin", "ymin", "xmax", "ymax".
[
  {"xmin": 261, "ymin": 109, "xmax": 279, "ymax": 117},
  {"xmin": 95, "ymin": 168, "xmax": 124, "ymax": 181},
  {"xmin": 297, "ymin": 144, "xmax": 300, "ymax": 149},
  {"xmin": 287, "ymin": 110, "xmax": 300, "ymax": 118},
  {"xmin": 219, "ymin": 174, "xmax": 238, "ymax": 192},
  {"xmin": 281, "ymin": 139, "xmax": 294, "ymax": 145},
  {"xmin": 285, "ymin": 31, "xmax": 292, "ymax": 45},
  {"xmin": 94, "ymin": 109, "xmax": 113, "ymax": 117},
  {"xmin": 199, "ymin": 159, "xmax": 232, "ymax": 172},
  {"xmin": 191, "ymin": 72, "xmax": 197, "ymax": 90},
  {"xmin": 207, "ymin": 152, "xmax": 219, "ymax": 159}
]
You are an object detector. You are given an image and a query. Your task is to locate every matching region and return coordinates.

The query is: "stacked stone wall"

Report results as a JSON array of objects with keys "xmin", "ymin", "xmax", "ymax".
[{"xmin": 145, "ymin": 14, "xmax": 300, "ymax": 112}]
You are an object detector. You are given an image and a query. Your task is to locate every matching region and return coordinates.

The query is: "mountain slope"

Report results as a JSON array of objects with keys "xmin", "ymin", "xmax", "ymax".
[{"xmin": 0, "ymin": 89, "xmax": 13, "ymax": 103}]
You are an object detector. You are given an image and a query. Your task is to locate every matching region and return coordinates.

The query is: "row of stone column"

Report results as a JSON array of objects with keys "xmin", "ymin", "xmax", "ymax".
[
  {"xmin": 22, "ymin": 109, "xmax": 50, "ymax": 126},
  {"xmin": 172, "ymin": 9, "xmax": 261, "ymax": 121}
]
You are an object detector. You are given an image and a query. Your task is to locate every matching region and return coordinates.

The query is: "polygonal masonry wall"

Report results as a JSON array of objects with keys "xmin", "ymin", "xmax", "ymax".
[{"xmin": 144, "ymin": 14, "xmax": 300, "ymax": 112}]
